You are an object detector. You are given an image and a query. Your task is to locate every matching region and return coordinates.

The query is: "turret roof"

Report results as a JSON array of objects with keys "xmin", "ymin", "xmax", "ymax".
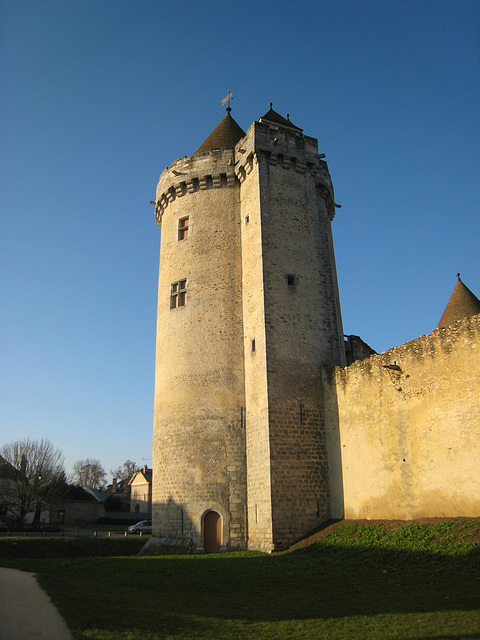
[
  {"xmin": 259, "ymin": 103, "xmax": 303, "ymax": 131},
  {"xmin": 195, "ymin": 109, "xmax": 246, "ymax": 153},
  {"xmin": 437, "ymin": 274, "xmax": 480, "ymax": 328}
]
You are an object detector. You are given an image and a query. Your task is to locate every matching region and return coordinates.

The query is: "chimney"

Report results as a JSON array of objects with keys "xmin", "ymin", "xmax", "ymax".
[{"xmin": 112, "ymin": 478, "xmax": 117, "ymax": 493}]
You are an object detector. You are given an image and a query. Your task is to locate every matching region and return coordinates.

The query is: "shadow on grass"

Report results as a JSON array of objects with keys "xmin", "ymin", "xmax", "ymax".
[{"xmin": 5, "ymin": 540, "xmax": 477, "ymax": 639}]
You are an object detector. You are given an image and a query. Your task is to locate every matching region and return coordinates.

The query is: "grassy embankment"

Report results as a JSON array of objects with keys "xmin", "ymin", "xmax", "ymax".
[{"xmin": 0, "ymin": 519, "xmax": 479, "ymax": 640}]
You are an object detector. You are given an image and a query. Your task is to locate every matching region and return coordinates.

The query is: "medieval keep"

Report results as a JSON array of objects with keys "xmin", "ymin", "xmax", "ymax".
[{"xmin": 149, "ymin": 105, "xmax": 480, "ymax": 554}]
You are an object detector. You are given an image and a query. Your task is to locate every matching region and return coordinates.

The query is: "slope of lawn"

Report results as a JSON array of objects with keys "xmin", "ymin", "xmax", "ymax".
[{"xmin": 0, "ymin": 519, "xmax": 479, "ymax": 640}]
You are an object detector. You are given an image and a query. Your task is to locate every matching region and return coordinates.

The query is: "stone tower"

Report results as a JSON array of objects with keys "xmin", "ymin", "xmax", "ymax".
[{"xmin": 151, "ymin": 105, "xmax": 345, "ymax": 553}]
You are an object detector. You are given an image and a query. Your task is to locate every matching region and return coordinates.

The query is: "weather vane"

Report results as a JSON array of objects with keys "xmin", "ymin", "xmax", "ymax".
[{"xmin": 221, "ymin": 90, "xmax": 233, "ymax": 111}]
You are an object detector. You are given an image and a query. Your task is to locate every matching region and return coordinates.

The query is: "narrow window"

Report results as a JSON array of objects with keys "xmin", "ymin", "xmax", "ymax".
[
  {"xmin": 244, "ymin": 215, "xmax": 250, "ymax": 225},
  {"xmin": 287, "ymin": 274, "xmax": 295, "ymax": 287},
  {"xmin": 251, "ymin": 339, "xmax": 256, "ymax": 352},
  {"xmin": 170, "ymin": 279, "xmax": 187, "ymax": 309},
  {"xmin": 178, "ymin": 217, "xmax": 189, "ymax": 240}
]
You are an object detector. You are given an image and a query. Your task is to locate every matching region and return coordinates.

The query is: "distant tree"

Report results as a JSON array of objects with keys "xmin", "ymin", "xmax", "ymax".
[
  {"xmin": 110, "ymin": 460, "xmax": 140, "ymax": 482},
  {"xmin": 71, "ymin": 458, "xmax": 106, "ymax": 489},
  {"xmin": 0, "ymin": 439, "xmax": 66, "ymax": 523}
]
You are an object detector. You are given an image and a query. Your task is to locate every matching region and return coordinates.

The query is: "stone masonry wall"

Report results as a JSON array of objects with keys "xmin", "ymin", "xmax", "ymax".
[
  {"xmin": 238, "ymin": 140, "xmax": 273, "ymax": 552},
  {"xmin": 152, "ymin": 150, "xmax": 247, "ymax": 550},
  {"xmin": 238, "ymin": 120, "xmax": 345, "ymax": 550},
  {"xmin": 323, "ymin": 314, "xmax": 480, "ymax": 520}
]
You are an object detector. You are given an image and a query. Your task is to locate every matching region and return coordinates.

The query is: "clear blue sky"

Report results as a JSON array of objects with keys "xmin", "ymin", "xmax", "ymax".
[{"xmin": 1, "ymin": 0, "xmax": 479, "ymax": 481}]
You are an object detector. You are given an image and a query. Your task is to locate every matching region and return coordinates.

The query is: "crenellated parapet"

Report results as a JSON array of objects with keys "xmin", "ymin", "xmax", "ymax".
[
  {"xmin": 234, "ymin": 120, "xmax": 338, "ymax": 220},
  {"xmin": 154, "ymin": 149, "xmax": 238, "ymax": 227},
  {"xmin": 154, "ymin": 118, "xmax": 339, "ymax": 227}
]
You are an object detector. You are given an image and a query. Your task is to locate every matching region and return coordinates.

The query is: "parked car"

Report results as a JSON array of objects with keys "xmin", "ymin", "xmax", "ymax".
[{"xmin": 127, "ymin": 520, "xmax": 152, "ymax": 534}]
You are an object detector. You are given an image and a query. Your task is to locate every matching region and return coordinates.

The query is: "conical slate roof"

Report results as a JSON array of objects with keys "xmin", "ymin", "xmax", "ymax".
[
  {"xmin": 195, "ymin": 109, "xmax": 246, "ymax": 153},
  {"xmin": 259, "ymin": 103, "xmax": 302, "ymax": 131},
  {"xmin": 437, "ymin": 275, "xmax": 480, "ymax": 328}
]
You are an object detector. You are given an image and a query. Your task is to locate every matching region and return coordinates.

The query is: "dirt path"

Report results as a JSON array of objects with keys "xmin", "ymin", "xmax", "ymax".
[{"xmin": 0, "ymin": 567, "xmax": 73, "ymax": 639}]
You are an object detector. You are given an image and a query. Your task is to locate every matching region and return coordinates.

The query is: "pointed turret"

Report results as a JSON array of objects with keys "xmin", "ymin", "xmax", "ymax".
[
  {"xmin": 195, "ymin": 108, "xmax": 246, "ymax": 153},
  {"xmin": 259, "ymin": 102, "xmax": 303, "ymax": 131},
  {"xmin": 437, "ymin": 274, "xmax": 480, "ymax": 328}
]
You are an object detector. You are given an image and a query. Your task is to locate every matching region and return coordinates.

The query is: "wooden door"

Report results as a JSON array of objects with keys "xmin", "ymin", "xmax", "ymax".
[{"xmin": 204, "ymin": 511, "xmax": 221, "ymax": 553}]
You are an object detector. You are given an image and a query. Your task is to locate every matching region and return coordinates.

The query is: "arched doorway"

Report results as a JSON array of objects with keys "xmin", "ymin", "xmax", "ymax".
[{"xmin": 203, "ymin": 510, "xmax": 221, "ymax": 553}]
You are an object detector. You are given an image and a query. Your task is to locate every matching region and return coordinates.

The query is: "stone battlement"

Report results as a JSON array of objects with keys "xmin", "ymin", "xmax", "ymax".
[
  {"xmin": 154, "ymin": 119, "xmax": 338, "ymax": 227},
  {"xmin": 235, "ymin": 121, "xmax": 334, "ymax": 200},
  {"xmin": 154, "ymin": 148, "xmax": 237, "ymax": 227}
]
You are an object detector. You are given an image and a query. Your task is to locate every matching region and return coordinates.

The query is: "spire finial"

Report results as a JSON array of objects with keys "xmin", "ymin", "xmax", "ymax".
[
  {"xmin": 269, "ymin": 102, "xmax": 273, "ymax": 109},
  {"xmin": 221, "ymin": 91, "xmax": 233, "ymax": 113},
  {"xmin": 457, "ymin": 272, "xmax": 461, "ymax": 281}
]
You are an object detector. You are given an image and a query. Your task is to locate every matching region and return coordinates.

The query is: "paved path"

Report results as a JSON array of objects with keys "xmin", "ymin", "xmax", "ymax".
[{"xmin": 0, "ymin": 567, "xmax": 73, "ymax": 639}]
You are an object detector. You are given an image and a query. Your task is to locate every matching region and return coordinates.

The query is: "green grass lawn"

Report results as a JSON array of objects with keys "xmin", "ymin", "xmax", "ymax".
[{"xmin": 0, "ymin": 520, "xmax": 479, "ymax": 640}]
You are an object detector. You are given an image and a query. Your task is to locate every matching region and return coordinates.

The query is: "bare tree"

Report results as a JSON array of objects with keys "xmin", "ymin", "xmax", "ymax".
[
  {"xmin": 0, "ymin": 439, "xmax": 65, "ymax": 524},
  {"xmin": 72, "ymin": 458, "xmax": 106, "ymax": 489},
  {"xmin": 110, "ymin": 460, "xmax": 139, "ymax": 482}
]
